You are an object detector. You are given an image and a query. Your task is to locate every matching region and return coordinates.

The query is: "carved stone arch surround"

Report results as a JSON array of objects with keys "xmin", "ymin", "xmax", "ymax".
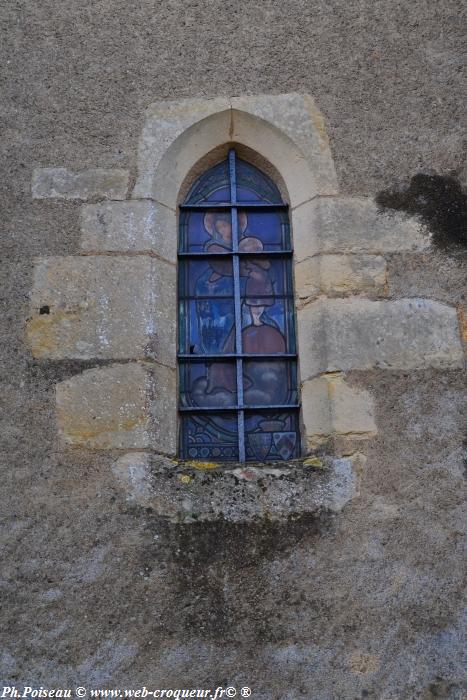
[
  {"xmin": 131, "ymin": 93, "xmax": 341, "ymax": 455},
  {"xmin": 27, "ymin": 93, "xmax": 463, "ymax": 519}
]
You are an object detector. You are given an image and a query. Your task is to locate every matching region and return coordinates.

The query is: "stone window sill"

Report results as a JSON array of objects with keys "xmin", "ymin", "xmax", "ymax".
[{"xmin": 111, "ymin": 452, "xmax": 363, "ymax": 523}]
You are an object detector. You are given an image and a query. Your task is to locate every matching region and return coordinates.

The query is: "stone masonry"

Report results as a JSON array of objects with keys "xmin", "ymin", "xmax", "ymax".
[
  {"xmin": 27, "ymin": 93, "xmax": 464, "ymax": 520},
  {"xmin": 28, "ymin": 255, "xmax": 176, "ymax": 365},
  {"xmin": 32, "ymin": 167, "xmax": 129, "ymax": 201},
  {"xmin": 4, "ymin": 5, "xmax": 466, "ymax": 695},
  {"xmin": 56, "ymin": 362, "xmax": 176, "ymax": 453},
  {"xmin": 80, "ymin": 200, "xmax": 177, "ymax": 262}
]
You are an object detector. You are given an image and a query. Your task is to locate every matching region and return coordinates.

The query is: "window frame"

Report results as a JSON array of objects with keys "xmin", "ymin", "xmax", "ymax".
[{"xmin": 178, "ymin": 148, "xmax": 300, "ymax": 462}]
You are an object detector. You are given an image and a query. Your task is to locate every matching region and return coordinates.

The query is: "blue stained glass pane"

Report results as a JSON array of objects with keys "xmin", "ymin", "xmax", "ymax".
[
  {"xmin": 179, "ymin": 361, "xmax": 237, "ymax": 408},
  {"xmin": 179, "ymin": 260, "xmax": 234, "ymax": 297},
  {"xmin": 243, "ymin": 360, "xmax": 297, "ymax": 407},
  {"xmin": 245, "ymin": 411, "xmax": 300, "ymax": 461},
  {"xmin": 184, "ymin": 158, "xmax": 284, "ymax": 206},
  {"xmin": 180, "ymin": 210, "xmax": 232, "ymax": 252},
  {"xmin": 181, "ymin": 414, "xmax": 239, "ymax": 461},
  {"xmin": 207, "ymin": 187, "xmax": 231, "ymax": 202},
  {"xmin": 179, "ymin": 299, "xmax": 236, "ymax": 355},
  {"xmin": 236, "ymin": 160, "xmax": 284, "ymax": 203},
  {"xmin": 237, "ymin": 210, "xmax": 290, "ymax": 250},
  {"xmin": 239, "ymin": 256, "xmax": 293, "ymax": 297},
  {"xmin": 185, "ymin": 160, "xmax": 230, "ymax": 204}
]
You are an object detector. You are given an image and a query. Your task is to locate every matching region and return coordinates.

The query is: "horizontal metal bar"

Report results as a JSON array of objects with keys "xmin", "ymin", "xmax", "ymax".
[
  {"xmin": 180, "ymin": 202, "xmax": 288, "ymax": 210},
  {"xmin": 179, "ymin": 404, "xmax": 300, "ymax": 413},
  {"xmin": 178, "ymin": 295, "xmax": 233, "ymax": 300},
  {"xmin": 177, "ymin": 250, "xmax": 293, "ymax": 258},
  {"xmin": 178, "ymin": 353, "xmax": 297, "ymax": 360},
  {"xmin": 178, "ymin": 294, "xmax": 295, "ymax": 301}
]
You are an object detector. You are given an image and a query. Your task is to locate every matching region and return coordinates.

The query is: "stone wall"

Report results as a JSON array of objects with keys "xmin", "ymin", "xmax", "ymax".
[
  {"xmin": 1, "ymin": 3, "xmax": 466, "ymax": 698},
  {"xmin": 25, "ymin": 95, "xmax": 463, "ymax": 496}
]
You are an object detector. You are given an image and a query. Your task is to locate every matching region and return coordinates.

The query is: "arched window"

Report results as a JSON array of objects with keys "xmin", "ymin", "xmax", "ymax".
[{"xmin": 178, "ymin": 149, "xmax": 300, "ymax": 462}]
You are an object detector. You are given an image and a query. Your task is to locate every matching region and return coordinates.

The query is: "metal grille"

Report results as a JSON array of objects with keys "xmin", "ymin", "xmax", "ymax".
[{"xmin": 178, "ymin": 149, "xmax": 300, "ymax": 462}]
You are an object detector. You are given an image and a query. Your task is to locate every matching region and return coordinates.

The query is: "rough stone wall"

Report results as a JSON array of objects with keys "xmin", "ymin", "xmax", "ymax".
[{"xmin": 1, "ymin": 2, "xmax": 465, "ymax": 699}]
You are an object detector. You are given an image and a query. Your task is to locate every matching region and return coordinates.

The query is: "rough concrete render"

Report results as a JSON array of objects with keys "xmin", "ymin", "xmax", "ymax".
[{"xmin": 1, "ymin": 2, "xmax": 466, "ymax": 698}]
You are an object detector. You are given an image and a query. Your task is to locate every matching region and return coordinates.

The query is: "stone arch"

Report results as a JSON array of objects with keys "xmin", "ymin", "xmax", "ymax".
[
  {"xmin": 132, "ymin": 93, "xmax": 339, "ymax": 263},
  {"xmin": 130, "ymin": 93, "xmax": 339, "ymax": 457},
  {"xmin": 133, "ymin": 95, "xmax": 338, "ymax": 204}
]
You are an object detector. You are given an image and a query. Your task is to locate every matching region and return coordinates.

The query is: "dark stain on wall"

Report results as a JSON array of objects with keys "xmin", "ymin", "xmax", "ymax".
[
  {"xmin": 376, "ymin": 173, "xmax": 467, "ymax": 249},
  {"xmin": 140, "ymin": 514, "xmax": 329, "ymax": 642}
]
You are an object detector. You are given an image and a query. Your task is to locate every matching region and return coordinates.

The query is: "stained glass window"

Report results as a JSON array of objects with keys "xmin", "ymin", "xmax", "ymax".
[{"xmin": 178, "ymin": 149, "xmax": 300, "ymax": 462}]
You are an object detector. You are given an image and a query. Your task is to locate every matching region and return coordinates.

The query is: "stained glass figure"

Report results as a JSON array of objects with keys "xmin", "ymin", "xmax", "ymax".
[{"xmin": 178, "ymin": 150, "xmax": 300, "ymax": 461}]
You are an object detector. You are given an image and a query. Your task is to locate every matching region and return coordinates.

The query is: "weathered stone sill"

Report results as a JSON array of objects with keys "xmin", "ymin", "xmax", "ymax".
[{"xmin": 111, "ymin": 452, "xmax": 364, "ymax": 523}]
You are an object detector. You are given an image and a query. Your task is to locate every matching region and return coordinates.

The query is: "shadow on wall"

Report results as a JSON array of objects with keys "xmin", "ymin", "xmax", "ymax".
[
  {"xmin": 139, "ymin": 513, "xmax": 328, "ymax": 641},
  {"xmin": 376, "ymin": 172, "xmax": 467, "ymax": 249}
]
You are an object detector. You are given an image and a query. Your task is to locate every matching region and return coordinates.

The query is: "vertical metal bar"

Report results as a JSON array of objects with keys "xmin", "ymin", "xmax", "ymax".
[{"xmin": 229, "ymin": 148, "xmax": 245, "ymax": 462}]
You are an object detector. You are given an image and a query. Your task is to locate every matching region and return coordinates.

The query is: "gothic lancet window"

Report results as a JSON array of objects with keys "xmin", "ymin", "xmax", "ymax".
[{"xmin": 178, "ymin": 149, "xmax": 300, "ymax": 462}]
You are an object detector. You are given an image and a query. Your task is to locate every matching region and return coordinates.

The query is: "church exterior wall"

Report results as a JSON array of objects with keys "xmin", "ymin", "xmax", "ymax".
[{"xmin": 1, "ymin": 3, "xmax": 465, "ymax": 697}]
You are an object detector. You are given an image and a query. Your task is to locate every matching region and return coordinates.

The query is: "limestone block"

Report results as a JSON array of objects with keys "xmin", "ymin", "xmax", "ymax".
[
  {"xmin": 32, "ymin": 168, "xmax": 129, "ymax": 201},
  {"xmin": 231, "ymin": 93, "xmax": 338, "ymax": 205},
  {"xmin": 293, "ymin": 197, "xmax": 428, "ymax": 262},
  {"xmin": 80, "ymin": 200, "xmax": 176, "ymax": 262},
  {"xmin": 294, "ymin": 254, "xmax": 387, "ymax": 303},
  {"xmin": 56, "ymin": 363, "xmax": 176, "ymax": 452},
  {"xmin": 294, "ymin": 256, "xmax": 320, "ymax": 303},
  {"xmin": 291, "ymin": 200, "xmax": 322, "ymax": 261},
  {"xmin": 320, "ymin": 254, "xmax": 387, "ymax": 294},
  {"xmin": 301, "ymin": 373, "xmax": 377, "ymax": 448},
  {"xmin": 298, "ymin": 298, "xmax": 464, "ymax": 379},
  {"xmin": 27, "ymin": 256, "xmax": 176, "ymax": 364},
  {"xmin": 133, "ymin": 97, "xmax": 231, "ymax": 203}
]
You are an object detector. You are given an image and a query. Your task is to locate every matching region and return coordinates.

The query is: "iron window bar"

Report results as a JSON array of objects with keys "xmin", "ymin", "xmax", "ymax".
[
  {"xmin": 178, "ymin": 253, "xmax": 293, "ymax": 259},
  {"xmin": 180, "ymin": 202, "xmax": 289, "ymax": 210},
  {"xmin": 178, "ymin": 354, "xmax": 298, "ymax": 360},
  {"xmin": 178, "ymin": 148, "xmax": 298, "ymax": 462},
  {"xmin": 179, "ymin": 295, "xmax": 295, "ymax": 301},
  {"xmin": 179, "ymin": 405, "xmax": 301, "ymax": 413}
]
